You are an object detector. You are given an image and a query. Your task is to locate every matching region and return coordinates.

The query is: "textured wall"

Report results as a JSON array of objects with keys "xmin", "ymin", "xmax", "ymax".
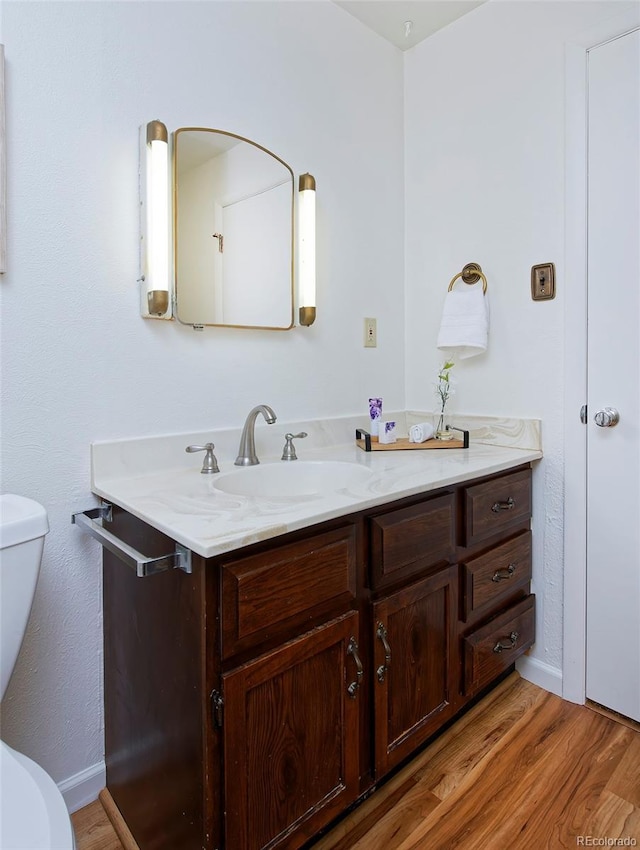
[
  {"xmin": 404, "ymin": 0, "xmax": 635, "ymax": 677},
  {"xmin": 2, "ymin": 0, "xmax": 632, "ymax": 801},
  {"xmin": 0, "ymin": 0, "xmax": 404, "ymax": 792}
]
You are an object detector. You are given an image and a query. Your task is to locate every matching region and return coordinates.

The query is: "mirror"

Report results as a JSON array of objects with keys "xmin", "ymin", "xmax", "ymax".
[{"xmin": 174, "ymin": 128, "xmax": 294, "ymax": 329}]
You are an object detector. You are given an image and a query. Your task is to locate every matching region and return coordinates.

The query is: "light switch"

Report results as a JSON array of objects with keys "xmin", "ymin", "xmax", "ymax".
[{"xmin": 531, "ymin": 263, "xmax": 556, "ymax": 301}]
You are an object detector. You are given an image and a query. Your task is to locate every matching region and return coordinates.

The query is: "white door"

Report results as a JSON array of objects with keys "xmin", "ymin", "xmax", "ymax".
[
  {"xmin": 221, "ymin": 182, "xmax": 291, "ymax": 328},
  {"xmin": 586, "ymin": 29, "xmax": 640, "ymax": 721}
]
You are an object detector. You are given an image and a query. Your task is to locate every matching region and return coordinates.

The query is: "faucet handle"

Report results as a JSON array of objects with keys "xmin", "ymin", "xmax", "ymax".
[
  {"xmin": 186, "ymin": 443, "xmax": 220, "ymax": 474},
  {"xmin": 281, "ymin": 432, "xmax": 308, "ymax": 461}
]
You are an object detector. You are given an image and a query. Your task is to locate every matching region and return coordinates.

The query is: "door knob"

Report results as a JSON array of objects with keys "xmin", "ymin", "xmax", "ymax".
[{"xmin": 594, "ymin": 407, "xmax": 620, "ymax": 427}]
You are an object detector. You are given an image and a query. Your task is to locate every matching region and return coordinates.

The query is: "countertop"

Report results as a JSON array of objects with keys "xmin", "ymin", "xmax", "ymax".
[{"xmin": 91, "ymin": 413, "xmax": 542, "ymax": 559}]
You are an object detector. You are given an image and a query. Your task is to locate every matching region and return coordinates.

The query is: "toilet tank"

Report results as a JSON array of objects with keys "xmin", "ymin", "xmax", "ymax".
[{"xmin": 0, "ymin": 495, "xmax": 49, "ymax": 700}]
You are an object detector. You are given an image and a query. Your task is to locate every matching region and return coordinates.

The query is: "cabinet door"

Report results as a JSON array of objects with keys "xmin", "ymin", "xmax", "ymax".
[
  {"xmin": 372, "ymin": 566, "xmax": 457, "ymax": 777},
  {"xmin": 222, "ymin": 612, "xmax": 361, "ymax": 850}
]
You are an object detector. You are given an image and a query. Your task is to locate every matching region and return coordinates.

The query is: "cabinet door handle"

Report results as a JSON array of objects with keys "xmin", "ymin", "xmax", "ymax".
[
  {"xmin": 491, "ymin": 497, "xmax": 515, "ymax": 513},
  {"xmin": 493, "ymin": 631, "xmax": 519, "ymax": 654},
  {"xmin": 492, "ymin": 564, "xmax": 516, "ymax": 583},
  {"xmin": 376, "ymin": 622, "xmax": 392, "ymax": 684},
  {"xmin": 346, "ymin": 637, "xmax": 364, "ymax": 699}
]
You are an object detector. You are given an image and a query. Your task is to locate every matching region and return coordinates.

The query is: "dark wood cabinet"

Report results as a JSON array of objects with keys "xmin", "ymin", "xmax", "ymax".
[
  {"xmin": 222, "ymin": 612, "xmax": 361, "ymax": 850},
  {"xmin": 102, "ymin": 464, "xmax": 535, "ymax": 850},
  {"xmin": 459, "ymin": 530, "xmax": 532, "ymax": 622},
  {"xmin": 462, "ymin": 468, "xmax": 532, "ymax": 547},
  {"xmin": 219, "ymin": 525, "xmax": 357, "ymax": 660},
  {"xmin": 372, "ymin": 566, "xmax": 457, "ymax": 776},
  {"xmin": 462, "ymin": 595, "xmax": 535, "ymax": 695},
  {"xmin": 102, "ymin": 535, "xmax": 207, "ymax": 850},
  {"xmin": 457, "ymin": 470, "xmax": 535, "ymax": 700},
  {"xmin": 369, "ymin": 494, "xmax": 455, "ymax": 590}
]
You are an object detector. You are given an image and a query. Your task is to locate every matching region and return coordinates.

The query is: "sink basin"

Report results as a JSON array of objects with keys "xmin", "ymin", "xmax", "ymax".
[{"xmin": 213, "ymin": 461, "xmax": 373, "ymax": 499}]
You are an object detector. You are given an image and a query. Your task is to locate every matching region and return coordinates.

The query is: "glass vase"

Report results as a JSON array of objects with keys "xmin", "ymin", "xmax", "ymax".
[{"xmin": 434, "ymin": 410, "xmax": 453, "ymax": 441}]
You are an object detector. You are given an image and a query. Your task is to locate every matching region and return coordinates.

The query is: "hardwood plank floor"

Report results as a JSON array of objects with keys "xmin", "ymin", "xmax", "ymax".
[
  {"xmin": 72, "ymin": 799, "xmax": 124, "ymax": 850},
  {"xmin": 72, "ymin": 674, "xmax": 640, "ymax": 850}
]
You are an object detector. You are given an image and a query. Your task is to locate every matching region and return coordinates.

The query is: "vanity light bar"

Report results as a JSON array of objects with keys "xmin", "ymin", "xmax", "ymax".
[
  {"xmin": 298, "ymin": 172, "xmax": 316, "ymax": 326},
  {"xmin": 140, "ymin": 119, "xmax": 172, "ymax": 319}
]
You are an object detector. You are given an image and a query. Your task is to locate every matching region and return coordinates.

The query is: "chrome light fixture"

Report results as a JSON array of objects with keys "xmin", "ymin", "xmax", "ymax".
[
  {"xmin": 140, "ymin": 120, "xmax": 171, "ymax": 318},
  {"xmin": 298, "ymin": 172, "xmax": 316, "ymax": 326}
]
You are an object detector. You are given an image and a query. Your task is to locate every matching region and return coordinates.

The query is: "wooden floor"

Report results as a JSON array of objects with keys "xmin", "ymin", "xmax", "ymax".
[{"xmin": 72, "ymin": 674, "xmax": 640, "ymax": 850}]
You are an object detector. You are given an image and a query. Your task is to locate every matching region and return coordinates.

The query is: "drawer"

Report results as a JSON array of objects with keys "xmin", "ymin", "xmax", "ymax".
[
  {"xmin": 220, "ymin": 525, "xmax": 357, "ymax": 659},
  {"xmin": 460, "ymin": 531, "xmax": 532, "ymax": 621},
  {"xmin": 369, "ymin": 493, "xmax": 455, "ymax": 590},
  {"xmin": 463, "ymin": 468, "xmax": 532, "ymax": 547},
  {"xmin": 462, "ymin": 595, "xmax": 535, "ymax": 695}
]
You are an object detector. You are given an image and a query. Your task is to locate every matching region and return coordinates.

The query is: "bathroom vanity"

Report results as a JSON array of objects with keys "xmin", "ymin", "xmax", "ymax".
[{"xmin": 88, "ymin": 420, "xmax": 539, "ymax": 850}]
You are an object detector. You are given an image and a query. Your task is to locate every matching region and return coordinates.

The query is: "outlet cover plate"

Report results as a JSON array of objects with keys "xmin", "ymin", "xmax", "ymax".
[{"xmin": 364, "ymin": 317, "xmax": 377, "ymax": 348}]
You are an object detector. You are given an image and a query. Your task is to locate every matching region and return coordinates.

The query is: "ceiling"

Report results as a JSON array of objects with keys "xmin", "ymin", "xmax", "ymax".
[{"xmin": 333, "ymin": 0, "xmax": 487, "ymax": 51}]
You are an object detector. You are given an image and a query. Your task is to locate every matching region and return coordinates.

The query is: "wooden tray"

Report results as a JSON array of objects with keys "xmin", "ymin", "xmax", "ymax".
[{"xmin": 356, "ymin": 427, "xmax": 469, "ymax": 452}]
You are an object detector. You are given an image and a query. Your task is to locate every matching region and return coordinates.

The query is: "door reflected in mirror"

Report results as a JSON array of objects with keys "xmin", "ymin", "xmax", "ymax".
[{"xmin": 174, "ymin": 128, "xmax": 294, "ymax": 329}]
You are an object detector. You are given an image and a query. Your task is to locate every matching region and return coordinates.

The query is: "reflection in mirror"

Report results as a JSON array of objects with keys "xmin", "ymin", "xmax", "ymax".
[{"xmin": 174, "ymin": 128, "xmax": 294, "ymax": 329}]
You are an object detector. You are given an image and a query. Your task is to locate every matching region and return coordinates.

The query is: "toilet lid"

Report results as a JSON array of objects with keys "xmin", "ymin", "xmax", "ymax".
[{"xmin": 0, "ymin": 742, "xmax": 75, "ymax": 849}]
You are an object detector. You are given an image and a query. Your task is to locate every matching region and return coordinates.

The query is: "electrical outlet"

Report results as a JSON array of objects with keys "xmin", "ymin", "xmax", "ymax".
[
  {"xmin": 531, "ymin": 263, "xmax": 556, "ymax": 301},
  {"xmin": 364, "ymin": 317, "xmax": 377, "ymax": 348}
]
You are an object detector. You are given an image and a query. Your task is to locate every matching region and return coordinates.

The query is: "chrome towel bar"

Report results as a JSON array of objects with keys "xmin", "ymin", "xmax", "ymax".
[{"xmin": 71, "ymin": 502, "xmax": 192, "ymax": 578}]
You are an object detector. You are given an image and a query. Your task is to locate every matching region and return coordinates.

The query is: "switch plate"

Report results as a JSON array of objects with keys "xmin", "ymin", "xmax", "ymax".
[
  {"xmin": 364, "ymin": 317, "xmax": 377, "ymax": 348},
  {"xmin": 531, "ymin": 263, "xmax": 556, "ymax": 301}
]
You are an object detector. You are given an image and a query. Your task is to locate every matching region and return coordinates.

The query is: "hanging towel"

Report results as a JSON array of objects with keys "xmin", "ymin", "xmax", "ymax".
[
  {"xmin": 436, "ymin": 286, "xmax": 489, "ymax": 360},
  {"xmin": 409, "ymin": 422, "xmax": 434, "ymax": 443}
]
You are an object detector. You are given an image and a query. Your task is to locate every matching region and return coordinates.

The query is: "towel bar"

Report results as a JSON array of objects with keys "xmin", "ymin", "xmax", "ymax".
[
  {"xmin": 448, "ymin": 262, "xmax": 488, "ymax": 294},
  {"xmin": 72, "ymin": 502, "xmax": 192, "ymax": 578}
]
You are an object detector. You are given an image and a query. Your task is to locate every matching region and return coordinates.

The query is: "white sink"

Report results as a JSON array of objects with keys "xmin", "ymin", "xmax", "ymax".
[{"xmin": 213, "ymin": 461, "xmax": 373, "ymax": 499}]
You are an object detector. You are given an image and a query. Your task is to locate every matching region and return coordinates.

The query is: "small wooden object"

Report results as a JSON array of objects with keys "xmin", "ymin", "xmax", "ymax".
[
  {"xmin": 356, "ymin": 427, "xmax": 469, "ymax": 452},
  {"xmin": 98, "ymin": 789, "xmax": 141, "ymax": 850}
]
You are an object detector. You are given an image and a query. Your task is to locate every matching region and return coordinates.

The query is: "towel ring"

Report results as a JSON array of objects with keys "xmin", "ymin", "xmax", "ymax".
[{"xmin": 448, "ymin": 262, "xmax": 488, "ymax": 294}]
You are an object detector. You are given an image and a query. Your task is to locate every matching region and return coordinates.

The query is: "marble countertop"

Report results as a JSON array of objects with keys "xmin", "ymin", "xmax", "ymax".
[{"xmin": 91, "ymin": 413, "xmax": 542, "ymax": 559}]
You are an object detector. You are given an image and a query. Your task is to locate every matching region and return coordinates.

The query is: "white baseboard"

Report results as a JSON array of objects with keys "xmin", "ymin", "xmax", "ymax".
[
  {"xmin": 58, "ymin": 759, "xmax": 105, "ymax": 814},
  {"xmin": 517, "ymin": 656, "xmax": 563, "ymax": 698}
]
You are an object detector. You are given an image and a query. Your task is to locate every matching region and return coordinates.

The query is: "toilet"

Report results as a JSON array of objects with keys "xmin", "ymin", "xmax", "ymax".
[{"xmin": 0, "ymin": 494, "xmax": 76, "ymax": 849}]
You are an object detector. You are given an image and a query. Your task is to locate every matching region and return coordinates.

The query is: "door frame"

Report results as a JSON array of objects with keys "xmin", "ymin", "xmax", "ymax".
[{"xmin": 562, "ymin": 6, "xmax": 640, "ymax": 705}]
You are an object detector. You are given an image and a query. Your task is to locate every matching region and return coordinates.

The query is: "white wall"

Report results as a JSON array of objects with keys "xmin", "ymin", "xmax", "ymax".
[
  {"xmin": 0, "ymin": 0, "xmax": 404, "ymax": 801},
  {"xmin": 404, "ymin": 0, "xmax": 636, "ymax": 687},
  {"xmin": 4, "ymin": 0, "xmax": 635, "ymax": 807}
]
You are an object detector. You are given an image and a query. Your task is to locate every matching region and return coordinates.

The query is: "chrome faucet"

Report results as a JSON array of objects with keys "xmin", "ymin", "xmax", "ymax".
[{"xmin": 234, "ymin": 405, "xmax": 277, "ymax": 466}]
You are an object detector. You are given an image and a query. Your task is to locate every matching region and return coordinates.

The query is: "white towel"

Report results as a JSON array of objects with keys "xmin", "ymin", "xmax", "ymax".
[
  {"xmin": 436, "ymin": 287, "xmax": 489, "ymax": 360},
  {"xmin": 409, "ymin": 422, "xmax": 434, "ymax": 443}
]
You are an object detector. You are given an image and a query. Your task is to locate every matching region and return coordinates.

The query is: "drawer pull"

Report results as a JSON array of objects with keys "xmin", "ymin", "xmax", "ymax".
[
  {"xmin": 492, "ymin": 564, "xmax": 516, "ymax": 583},
  {"xmin": 491, "ymin": 497, "xmax": 515, "ymax": 513},
  {"xmin": 347, "ymin": 637, "xmax": 364, "ymax": 698},
  {"xmin": 376, "ymin": 622, "xmax": 392, "ymax": 683},
  {"xmin": 493, "ymin": 631, "xmax": 519, "ymax": 653}
]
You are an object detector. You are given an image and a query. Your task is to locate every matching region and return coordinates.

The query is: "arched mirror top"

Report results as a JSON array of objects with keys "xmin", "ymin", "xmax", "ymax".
[{"xmin": 173, "ymin": 127, "xmax": 294, "ymax": 330}]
